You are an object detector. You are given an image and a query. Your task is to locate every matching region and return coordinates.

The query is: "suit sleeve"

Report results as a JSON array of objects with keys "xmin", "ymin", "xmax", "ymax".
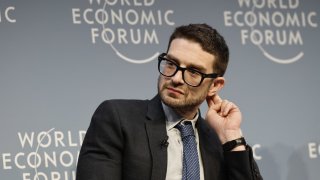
[
  {"xmin": 224, "ymin": 145, "xmax": 263, "ymax": 180},
  {"xmin": 76, "ymin": 101, "xmax": 123, "ymax": 180}
]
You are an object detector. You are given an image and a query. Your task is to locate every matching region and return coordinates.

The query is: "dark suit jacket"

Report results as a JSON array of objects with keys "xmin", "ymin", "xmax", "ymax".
[{"xmin": 76, "ymin": 95, "xmax": 263, "ymax": 180}]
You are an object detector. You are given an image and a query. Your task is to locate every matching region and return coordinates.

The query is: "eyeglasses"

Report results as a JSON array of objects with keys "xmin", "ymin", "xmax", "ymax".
[{"xmin": 158, "ymin": 53, "xmax": 219, "ymax": 87}]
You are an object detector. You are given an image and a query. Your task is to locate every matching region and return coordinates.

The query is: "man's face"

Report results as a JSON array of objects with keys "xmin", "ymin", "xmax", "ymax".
[{"xmin": 158, "ymin": 38, "xmax": 216, "ymax": 110}]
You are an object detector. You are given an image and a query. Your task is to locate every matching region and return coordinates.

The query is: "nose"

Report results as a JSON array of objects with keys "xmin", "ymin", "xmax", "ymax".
[{"xmin": 171, "ymin": 70, "xmax": 184, "ymax": 85}]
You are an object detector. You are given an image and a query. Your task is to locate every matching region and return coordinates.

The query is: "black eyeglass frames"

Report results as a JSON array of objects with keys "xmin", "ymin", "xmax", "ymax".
[{"xmin": 158, "ymin": 53, "xmax": 218, "ymax": 87}]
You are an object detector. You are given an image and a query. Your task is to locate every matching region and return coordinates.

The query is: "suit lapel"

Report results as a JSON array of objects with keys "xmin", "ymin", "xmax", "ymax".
[
  {"xmin": 145, "ymin": 95, "xmax": 168, "ymax": 180},
  {"xmin": 197, "ymin": 117, "xmax": 224, "ymax": 180}
]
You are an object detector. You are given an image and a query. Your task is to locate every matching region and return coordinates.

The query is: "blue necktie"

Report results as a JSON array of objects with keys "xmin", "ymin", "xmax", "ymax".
[{"xmin": 176, "ymin": 122, "xmax": 200, "ymax": 180}]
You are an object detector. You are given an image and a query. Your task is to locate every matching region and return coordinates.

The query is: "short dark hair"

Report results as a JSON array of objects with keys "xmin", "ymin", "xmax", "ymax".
[{"xmin": 167, "ymin": 23, "xmax": 229, "ymax": 76}]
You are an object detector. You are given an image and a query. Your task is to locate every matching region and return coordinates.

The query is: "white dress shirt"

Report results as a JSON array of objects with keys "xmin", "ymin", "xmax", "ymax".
[{"xmin": 162, "ymin": 103, "xmax": 205, "ymax": 180}]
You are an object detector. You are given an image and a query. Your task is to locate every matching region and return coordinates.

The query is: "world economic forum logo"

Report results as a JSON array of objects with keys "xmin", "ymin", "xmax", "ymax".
[
  {"xmin": 1, "ymin": 128, "xmax": 86, "ymax": 180},
  {"xmin": 224, "ymin": 0, "xmax": 318, "ymax": 64},
  {"xmin": 72, "ymin": 0, "xmax": 175, "ymax": 64}
]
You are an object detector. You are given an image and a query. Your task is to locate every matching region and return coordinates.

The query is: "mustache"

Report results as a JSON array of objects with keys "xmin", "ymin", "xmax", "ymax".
[
  {"xmin": 158, "ymin": 76, "xmax": 187, "ymax": 93},
  {"xmin": 163, "ymin": 83, "xmax": 185, "ymax": 93}
]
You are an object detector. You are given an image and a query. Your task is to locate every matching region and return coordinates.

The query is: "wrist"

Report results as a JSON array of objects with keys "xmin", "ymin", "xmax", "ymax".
[
  {"xmin": 220, "ymin": 129, "xmax": 243, "ymax": 144},
  {"xmin": 230, "ymin": 145, "xmax": 246, "ymax": 151}
]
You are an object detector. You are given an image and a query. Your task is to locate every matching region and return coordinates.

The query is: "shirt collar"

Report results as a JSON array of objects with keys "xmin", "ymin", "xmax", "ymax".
[{"xmin": 162, "ymin": 102, "xmax": 199, "ymax": 131}]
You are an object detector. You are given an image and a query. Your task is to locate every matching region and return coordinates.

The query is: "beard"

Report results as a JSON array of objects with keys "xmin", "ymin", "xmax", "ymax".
[{"xmin": 157, "ymin": 76, "xmax": 210, "ymax": 111}]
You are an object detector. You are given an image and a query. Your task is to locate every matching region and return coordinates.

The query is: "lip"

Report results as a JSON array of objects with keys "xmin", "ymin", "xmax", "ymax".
[{"xmin": 167, "ymin": 87, "xmax": 184, "ymax": 95}]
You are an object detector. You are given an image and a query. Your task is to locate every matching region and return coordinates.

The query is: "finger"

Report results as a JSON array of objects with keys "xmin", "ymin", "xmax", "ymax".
[
  {"xmin": 222, "ymin": 101, "xmax": 234, "ymax": 116},
  {"xmin": 213, "ymin": 94, "xmax": 222, "ymax": 105},
  {"xmin": 220, "ymin": 100, "xmax": 230, "ymax": 116},
  {"xmin": 206, "ymin": 95, "xmax": 221, "ymax": 111},
  {"xmin": 206, "ymin": 97, "xmax": 221, "ymax": 112},
  {"xmin": 224, "ymin": 102, "xmax": 241, "ymax": 117},
  {"xmin": 206, "ymin": 96, "xmax": 214, "ymax": 107}
]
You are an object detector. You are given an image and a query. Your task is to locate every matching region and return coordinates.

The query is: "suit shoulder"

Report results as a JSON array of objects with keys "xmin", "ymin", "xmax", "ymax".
[
  {"xmin": 97, "ymin": 98, "xmax": 150, "ymax": 112},
  {"xmin": 100, "ymin": 98, "xmax": 149, "ymax": 106}
]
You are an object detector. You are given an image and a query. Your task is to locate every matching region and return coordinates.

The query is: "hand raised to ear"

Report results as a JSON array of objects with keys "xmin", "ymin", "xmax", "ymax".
[{"xmin": 206, "ymin": 94, "xmax": 243, "ymax": 145}]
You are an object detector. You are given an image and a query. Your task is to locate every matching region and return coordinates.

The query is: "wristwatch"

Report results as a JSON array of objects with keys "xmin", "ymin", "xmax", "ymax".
[{"xmin": 222, "ymin": 137, "xmax": 247, "ymax": 152}]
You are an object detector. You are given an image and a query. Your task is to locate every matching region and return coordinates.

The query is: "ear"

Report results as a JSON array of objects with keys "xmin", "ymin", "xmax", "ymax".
[{"xmin": 207, "ymin": 77, "xmax": 225, "ymax": 97}]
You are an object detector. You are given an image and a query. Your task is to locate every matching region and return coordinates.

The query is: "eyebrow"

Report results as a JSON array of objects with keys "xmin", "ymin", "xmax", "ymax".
[{"xmin": 166, "ymin": 54, "xmax": 207, "ymax": 72}]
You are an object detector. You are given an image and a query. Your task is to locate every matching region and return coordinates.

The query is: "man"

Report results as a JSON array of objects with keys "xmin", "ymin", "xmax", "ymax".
[{"xmin": 76, "ymin": 24, "xmax": 263, "ymax": 180}]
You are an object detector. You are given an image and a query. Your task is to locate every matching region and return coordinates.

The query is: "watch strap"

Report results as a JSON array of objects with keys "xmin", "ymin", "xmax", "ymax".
[{"xmin": 222, "ymin": 137, "xmax": 246, "ymax": 152}]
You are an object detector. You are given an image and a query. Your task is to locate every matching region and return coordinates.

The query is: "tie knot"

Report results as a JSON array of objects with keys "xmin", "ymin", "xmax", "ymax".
[{"xmin": 176, "ymin": 122, "xmax": 195, "ymax": 139}]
